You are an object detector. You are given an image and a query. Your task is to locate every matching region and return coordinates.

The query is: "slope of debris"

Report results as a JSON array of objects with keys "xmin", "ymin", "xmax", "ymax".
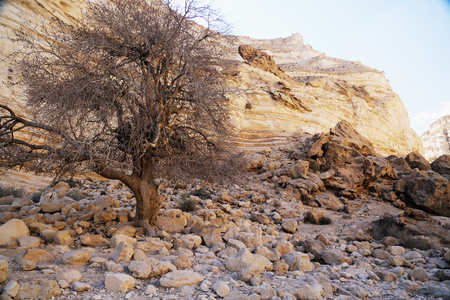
[{"xmin": 0, "ymin": 122, "xmax": 449, "ymax": 300}]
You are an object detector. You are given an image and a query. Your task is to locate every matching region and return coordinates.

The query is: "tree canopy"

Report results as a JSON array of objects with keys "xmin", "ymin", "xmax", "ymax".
[{"xmin": 0, "ymin": 0, "xmax": 240, "ymax": 231}]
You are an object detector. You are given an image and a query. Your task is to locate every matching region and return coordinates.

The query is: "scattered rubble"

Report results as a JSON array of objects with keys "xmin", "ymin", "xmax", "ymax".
[{"xmin": 0, "ymin": 123, "xmax": 449, "ymax": 299}]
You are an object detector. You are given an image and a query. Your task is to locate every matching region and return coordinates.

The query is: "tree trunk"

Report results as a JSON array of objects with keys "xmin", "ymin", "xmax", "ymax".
[
  {"xmin": 94, "ymin": 159, "xmax": 160, "ymax": 233},
  {"xmin": 131, "ymin": 177, "xmax": 159, "ymax": 230},
  {"xmin": 126, "ymin": 158, "xmax": 160, "ymax": 233}
]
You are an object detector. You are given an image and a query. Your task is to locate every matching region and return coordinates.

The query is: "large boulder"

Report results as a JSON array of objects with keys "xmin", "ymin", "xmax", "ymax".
[
  {"xmin": 225, "ymin": 248, "xmax": 258, "ymax": 272},
  {"xmin": 431, "ymin": 155, "xmax": 450, "ymax": 177},
  {"xmin": 397, "ymin": 170, "xmax": 450, "ymax": 216},
  {"xmin": 0, "ymin": 219, "xmax": 30, "ymax": 246},
  {"xmin": 105, "ymin": 273, "xmax": 135, "ymax": 293},
  {"xmin": 329, "ymin": 120, "xmax": 376, "ymax": 156},
  {"xmin": 405, "ymin": 152, "xmax": 432, "ymax": 171},
  {"xmin": 308, "ymin": 122, "xmax": 399, "ymax": 192}
]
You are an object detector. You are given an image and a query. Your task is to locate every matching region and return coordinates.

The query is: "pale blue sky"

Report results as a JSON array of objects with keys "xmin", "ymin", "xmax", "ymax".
[{"xmin": 217, "ymin": 0, "xmax": 450, "ymax": 135}]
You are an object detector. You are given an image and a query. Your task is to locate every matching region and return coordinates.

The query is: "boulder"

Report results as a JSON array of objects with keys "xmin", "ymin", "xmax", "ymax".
[
  {"xmin": 281, "ymin": 219, "xmax": 297, "ymax": 233},
  {"xmin": 303, "ymin": 239, "xmax": 327, "ymax": 258},
  {"xmin": 313, "ymin": 193, "xmax": 344, "ymax": 211},
  {"xmin": 127, "ymin": 258, "xmax": 174, "ymax": 279},
  {"xmin": 252, "ymin": 284, "xmax": 277, "ymax": 299},
  {"xmin": 330, "ymin": 120, "xmax": 376, "ymax": 156},
  {"xmin": 63, "ymin": 248, "xmax": 91, "ymax": 266},
  {"xmin": 57, "ymin": 270, "xmax": 82, "ymax": 284},
  {"xmin": 405, "ymin": 152, "xmax": 431, "ymax": 170},
  {"xmin": 173, "ymin": 234, "xmax": 202, "ymax": 250},
  {"xmin": 225, "ymin": 248, "xmax": 259, "ymax": 272},
  {"xmin": 0, "ymin": 259, "xmax": 7, "ymax": 283},
  {"xmin": 289, "ymin": 160, "xmax": 309, "ymax": 179},
  {"xmin": 321, "ymin": 249, "xmax": 351, "ymax": 265},
  {"xmin": 292, "ymin": 277, "xmax": 323, "ymax": 300},
  {"xmin": 386, "ymin": 156, "xmax": 413, "ymax": 174},
  {"xmin": 255, "ymin": 246, "xmax": 281, "ymax": 262},
  {"xmin": 173, "ymin": 254, "xmax": 191, "ymax": 270},
  {"xmin": 17, "ymin": 236, "xmax": 41, "ymax": 248},
  {"xmin": 159, "ymin": 270, "xmax": 204, "ymax": 288},
  {"xmin": 401, "ymin": 170, "xmax": 450, "ymax": 216},
  {"xmin": 41, "ymin": 201, "xmax": 65, "ymax": 213},
  {"xmin": 275, "ymin": 241, "xmax": 294, "ymax": 256},
  {"xmin": 431, "ymin": 155, "xmax": 450, "ymax": 177},
  {"xmin": 105, "ymin": 273, "xmax": 135, "ymax": 293},
  {"xmin": 212, "ymin": 281, "xmax": 231, "ymax": 298},
  {"xmin": 18, "ymin": 249, "xmax": 55, "ymax": 270},
  {"xmin": 203, "ymin": 233, "xmax": 223, "ymax": 247},
  {"xmin": 15, "ymin": 279, "xmax": 61, "ymax": 300},
  {"xmin": 80, "ymin": 233, "xmax": 109, "ymax": 247},
  {"xmin": 111, "ymin": 241, "xmax": 134, "ymax": 263},
  {"xmin": 144, "ymin": 284, "xmax": 157, "ymax": 295},
  {"xmin": 93, "ymin": 196, "xmax": 119, "ymax": 210},
  {"xmin": 428, "ymin": 281, "xmax": 450, "ymax": 299},
  {"xmin": 282, "ymin": 252, "xmax": 313, "ymax": 272},
  {"xmin": 103, "ymin": 260, "xmax": 124, "ymax": 273},
  {"xmin": 71, "ymin": 282, "xmax": 91, "ymax": 292},
  {"xmin": 305, "ymin": 210, "xmax": 324, "ymax": 224},
  {"xmin": 237, "ymin": 232, "xmax": 263, "ymax": 251},
  {"xmin": 247, "ymin": 154, "xmax": 265, "ymax": 170},
  {"xmin": 135, "ymin": 239, "xmax": 172, "ymax": 254},
  {"xmin": 408, "ymin": 267, "xmax": 429, "ymax": 282},
  {"xmin": 53, "ymin": 230, "xmax": 74, "ymax": 246},
  {"xmin": 0, "ymin": 219, "xmax": 29, "ymax": 246},
  {"xmin": 3, "ymin": 280, "xmax": 19, "ymax": 298},
  {"xmin": 110, "ymin": 234, "xmax": 137, "ymax": 248}
]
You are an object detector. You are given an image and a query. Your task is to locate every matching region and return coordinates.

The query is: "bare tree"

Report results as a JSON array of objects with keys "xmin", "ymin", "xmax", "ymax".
[{"xmin": 0, "ymin": 0, "xmax": 239, "ymax": 231}]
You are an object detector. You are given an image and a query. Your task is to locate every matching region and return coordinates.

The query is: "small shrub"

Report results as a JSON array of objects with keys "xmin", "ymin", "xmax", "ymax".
[
  {"xmin": 371, "ymin": 215, "xmax": 432, "ymax": 250},
  {"xmin": 0, "ymin": 186, "xmax": 24, "ymax": 198},
  {"xmin": 31, "ymin": 192, "xmax": 42, "ymax": 203},
  {"xmin": 63, "ymin": 178, "xmax": 82, "ymax": 188},
  {"xmin": 319, "ymin": 216, "xmax": 332, "ymax": 225},
  {"xmin": 273, "ymin": 199, "xmax": 281, "ymax": 208},
  {"xmin": 245, "ymin": 102, "xmax": 252, "ymax": 109},
  {"xmin": 190, "ymin": 189, "xmax": 211, "ymax": 200},
  {"xmin": 177, "ymin": 194, "xmax": 199, "ymax": 212},
  {"xmin": 100, "ymin": 191, "xmax": 107, "ymax": 195},
  {"xmin": 402, "ymin": 236, "xmax": 432, "ymax": 251},
  {"xmin": 67, "ymin": 189, "xmax": 85, "ymax": 201},
  {"xmin": 309, "ymin": 164, "xmax": 320, "ymax": 173}
]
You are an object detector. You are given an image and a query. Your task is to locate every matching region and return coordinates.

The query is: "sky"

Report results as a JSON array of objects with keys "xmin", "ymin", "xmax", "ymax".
[{"xmin": 215, "ymin": 0, "xmax": 450, "ymax": 136}]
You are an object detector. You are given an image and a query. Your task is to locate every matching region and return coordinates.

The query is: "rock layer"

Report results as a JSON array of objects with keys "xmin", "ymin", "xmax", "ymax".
[
  {"xmin": 228, "ymin": 35, "xmax": 423, "ymax": 156},
  {"xmin": 0, "ymin": 1, "xmax": 423, "ymax": 158}
]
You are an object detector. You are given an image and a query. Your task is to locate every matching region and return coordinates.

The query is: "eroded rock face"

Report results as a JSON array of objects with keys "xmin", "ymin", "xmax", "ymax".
[
  {"xmin": 421, "ymin": 115, "xmax": 450, "ymax": 162},
  {"xmin": 231, "ymin": 35, "xmax": 423, "ymax": 156},
  {"xmin": 0, "ymin": 0, "xmax": 422, "ymax": 158}
]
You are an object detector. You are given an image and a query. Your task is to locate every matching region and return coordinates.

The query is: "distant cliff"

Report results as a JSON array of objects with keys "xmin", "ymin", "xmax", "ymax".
[
  {"xmin": 0, "ymin": 0, "xmax": 424, "ymax": 156},
  {"xmin": 421, "ymin": 115, "xmax": 450, "ymax": 161}
]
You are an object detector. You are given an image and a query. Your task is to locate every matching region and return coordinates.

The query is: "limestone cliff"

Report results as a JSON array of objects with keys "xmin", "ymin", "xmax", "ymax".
[
  {"xmin": 421, "ymin": 115, "xmax": 450, "ymax": 161},
  {"xmin": 226, "ymin": 34, "xmax": 423, "ymax": 156},
  {"xmin": 0, "ymin": 1, "xmax": 423, "ymax": 157}
]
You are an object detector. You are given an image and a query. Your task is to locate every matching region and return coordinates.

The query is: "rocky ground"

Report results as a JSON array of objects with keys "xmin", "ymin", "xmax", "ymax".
[{"xmin": 0, "ymin": 122, "xmax": 449, "ymax": 300}]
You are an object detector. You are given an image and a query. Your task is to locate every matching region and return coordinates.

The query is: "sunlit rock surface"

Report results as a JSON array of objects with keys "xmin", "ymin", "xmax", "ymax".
[
  {"xmin": 0, "ymin": 1, "xmax": 423, "ymax": 157},
  {"xmin": 421, "ymin": 115, "xmax": 450, "ymax": 162}
]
